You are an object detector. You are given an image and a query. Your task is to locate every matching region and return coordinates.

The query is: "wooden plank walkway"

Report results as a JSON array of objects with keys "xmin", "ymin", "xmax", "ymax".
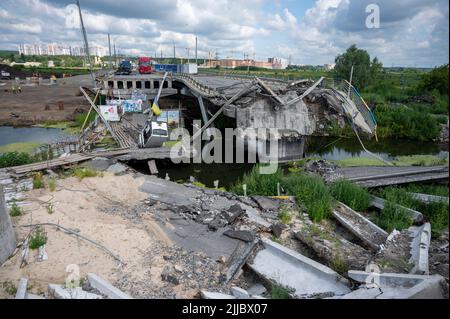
[
  {"xmin": 110, "ymin": 122, "xmax": 137, "ymax": 149},
  {"xmin": 335, "ymin": 166, "xmax": 449, "ymax": 188},
  {"xmin": 7, "ymin": 154, "xmax": 94, "ymax": 175}
]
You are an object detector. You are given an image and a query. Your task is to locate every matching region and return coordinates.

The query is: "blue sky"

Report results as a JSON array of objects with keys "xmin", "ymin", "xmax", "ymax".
[{"xmin": 0, "ymin": 0, "xmax": 448, "ymax": 67}]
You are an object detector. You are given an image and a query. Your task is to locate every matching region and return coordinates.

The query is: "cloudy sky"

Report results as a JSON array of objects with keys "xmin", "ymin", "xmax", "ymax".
[{"xmin": 0, "ymin": 0, "xmax": 448, "ymax": 67}]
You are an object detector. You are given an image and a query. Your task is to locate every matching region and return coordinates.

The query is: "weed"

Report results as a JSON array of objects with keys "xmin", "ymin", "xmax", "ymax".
[
  {"xmin": 278, "ymin": 208, "xmax": 292, "ymax": 225},
  {"xmin": 32, "ymin": 172, "xmax": 44, "ymax": 189},
  {"xmin": 72, "ymin": 167, "xmax": 98, "ymax": 180},
  {"xmin": 271, "ymin": 235, "xmax": 281, "ymax": 243},
  {"xmin": 9, "ymin": 202, "xmax": 23, "ymax": 217},
  {"xmin": 1, "ymin": 281, "xmax": 17, "ymax": 296},
  {"xmin": 377, "ymin": 201, "xmax": 414, "ymax": 233},
  {"xmin": 47, "ymin": 178, "xmax": 56, "ymax": 192},
  {"xmin": 46, "ymin": 203, "xmax": 54, "ymax": 215},
  {"xmin": 329, "ymin": 254, "xmax": 349, "ymax": 274},
  {"xmin": 28, "ymin": 227, "xmax": 48, "ymax": 250},
  {"xmin": 270, "ymin": 284, "xmax": 292, "ymax": 299},
  {"xmin": 329, "ymin": 179, "xmax": 371, "ymax": 211}
]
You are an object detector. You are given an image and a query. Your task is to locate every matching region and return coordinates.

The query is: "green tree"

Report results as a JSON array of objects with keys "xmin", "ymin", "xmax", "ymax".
[
  {"xmin": 417, "ymin": 64, "xmax": 449, "ymax": 96},
  {"xmin": 334, "ymin": 44, "xmax": 382, "ymax": 90}
]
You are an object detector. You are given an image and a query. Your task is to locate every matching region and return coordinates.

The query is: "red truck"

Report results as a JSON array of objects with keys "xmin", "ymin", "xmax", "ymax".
[{"xmin": 138, "ymin": 57, "xmax": 153, "ymax": 74}]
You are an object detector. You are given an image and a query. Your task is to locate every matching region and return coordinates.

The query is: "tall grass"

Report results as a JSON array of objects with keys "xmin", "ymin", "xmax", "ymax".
[
  {"xmin": 283, "ymin": 173, "xmax": 332, "ymax": 222},
  {"xmin": 329, "ymin": 179, "xmax": 371, "ymax": 211},
  {"xmin": 229, "ymin": 165, "xmax": 283, "ymax": 196},
  {"xmin": 375, "ymin": 186, "xmax": 449, "ymax": 236},
  {"xmin": 377, "ymin": 201, "xmax": 414, "ymax": 233}
]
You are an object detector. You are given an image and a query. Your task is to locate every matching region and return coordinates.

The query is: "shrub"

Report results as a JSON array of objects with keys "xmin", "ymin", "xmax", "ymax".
[
  {"xmin": 29, "ymin": 227, "xmax": 47, "ymax": 250},
  {"xmin": 283, "ymin": 173, "xmax": 332, "ymax": 222},
  {"xmin": 9, "ymin": 202, "xmax": 23, "ymax": 217},
  {"xmin": 329, "ymin": 179, "xmax": 371, "ymax": 211},
  {"xmin": 278, "ymin": 208, "xmax": 292, "ymax": 225},
  {"xmin": 32, "ymin": 172, "xmax": 44, "ymax": 189},
  {"xmin": 0, "ymin": 152, "xmax": 34, "ymax": 168},
  {"xmin": 230, "ymin": 165, "xmax": 283, "ymax": 196}
]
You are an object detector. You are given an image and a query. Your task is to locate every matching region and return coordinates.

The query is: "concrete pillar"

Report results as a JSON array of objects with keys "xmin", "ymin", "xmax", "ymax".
[{"xmin": 0, "ymin": 185, "xmax": 16, "ymax": 265}]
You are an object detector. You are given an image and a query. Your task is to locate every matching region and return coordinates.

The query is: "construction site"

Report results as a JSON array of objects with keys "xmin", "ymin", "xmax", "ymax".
[{"xmin": 0, "ymin": 0, "xmax": 449, "ymax": 302}]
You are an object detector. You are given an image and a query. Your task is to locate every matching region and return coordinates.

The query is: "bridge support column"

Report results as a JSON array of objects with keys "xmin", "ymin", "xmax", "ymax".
[{"xmin": 196, "ymin": 95, "xmax": 209, "ymax": 125}]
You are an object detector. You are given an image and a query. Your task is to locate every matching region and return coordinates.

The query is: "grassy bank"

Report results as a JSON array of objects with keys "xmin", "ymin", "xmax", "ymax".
[
  {"xmin": 334, "ymin": 154, "xmax": 448, "ymax": 167},
  {"xmin": 0, "ymin": 141, "xmax": 41, "ymax": 154}
]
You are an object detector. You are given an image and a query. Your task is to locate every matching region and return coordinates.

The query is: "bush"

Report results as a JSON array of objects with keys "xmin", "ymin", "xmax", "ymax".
[
  {"xmin": 29, "ymin": 227, "xmax": 47, "ymax": 250},
  {"xmin": 230, "ymin": 165, "xmax": 283, "ymax": 196},
  {"xmin": 283, "ymin": 173, "xmax": 332, "ymax": 222},
  {"xmin": 270, "ymin": 284, "xmax": 292, "ymax": 299},
  {"xmin": 329, "ymin": 179, "xmax": 371, "ymax": 211},
  {"xmin": 0, "ymin": 152, "xmax": 34, "ymax": 168},
  {"xmin": 9, "ymin": 202, "xmax": 23, "ymax": 217},
  {"xmin": 278, "ymin": 208, "xmax": 292, "ymax": 225},
  {"xmin": 32, "ymin": 172, "xmax": 44, "ymax": 189}
]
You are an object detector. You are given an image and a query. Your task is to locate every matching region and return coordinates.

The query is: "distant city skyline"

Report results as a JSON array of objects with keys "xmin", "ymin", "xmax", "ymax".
[{"xmin": 18, "ymin": 43, "xmax": 107, "ymax": 57}]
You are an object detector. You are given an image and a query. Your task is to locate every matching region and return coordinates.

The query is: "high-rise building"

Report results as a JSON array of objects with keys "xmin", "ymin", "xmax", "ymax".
[{"xmin": 17, "ymin": 43, "xmax": 106, "ymax": 57}]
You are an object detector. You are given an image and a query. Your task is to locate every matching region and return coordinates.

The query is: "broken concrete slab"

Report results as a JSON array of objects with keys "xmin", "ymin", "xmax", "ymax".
[
  {"xmin": 107, "ymin": 163, "xmax": 128, "ymax": 175},
  {"xmin": 223, "ymin": 229, "xmax": 255, "ymax": 242},
  {"xmin": 332, "ymin": 202, "xmax": 388, "ymax": 250},
  {"xmin": 161, "ymin": 266, "xmax": 180, "ymax": 285},
  {"xmin": 295, "ymin": 222, "xmax": 371, "ymax": 271},
  {"xmin": 25, "ymin": 293, "xmax": 46, "ymax": 299},
  {"xmin": 230, "ymin": 286, "xmax": 250, "ymax": 299},
  {"xmin": 371, "ymin": 196, "xmax": 423, "ymax": 224},
  {"xmin": 0, "ymin": 185, "xmax": 16, "ymax": 265},
  {"xmin": 86, "ymin": 273, "xmax": 132, "ymax": 299},
  {"xmin": 270, "ymin": 223, "xmax": 286, "ymax": 237},
  {"xmin": 247, "ymin": 283, "xmax": 267, "ymax": 296},
  {"xmin": 48, "ymin": 284, "xmax": 103, "ymax": 299},
  {"xmin": 15, "ymin": 278, "xmax": 28, "ymax": 299},
  {"xmin": 251, "ymin": 195, "xmax": 281, "ymax": 212},
  {"xmin": 82, "ymin": 157, "xmax": 113, "ymax": 172},
  {"xmin": 347, "ymin": 271, "xmax": 446, "ymax": 299},
  {"xmin": 201, "ymin": 290, "xmax": 236, "ymax": 299},
  {"xmin": 247, "ymin": 238, "xmax": 351, "ymax": 298},
  {"xmin": 409, "ymin": 223, "xmax": 431, "ymax": 275},
  {"xmin": 408, "ymin": 192, "xmax": 449, "ymax": 204},
  {"xmin": 226, "ymin": 240, "xmax": 258, "ymax": 283}
]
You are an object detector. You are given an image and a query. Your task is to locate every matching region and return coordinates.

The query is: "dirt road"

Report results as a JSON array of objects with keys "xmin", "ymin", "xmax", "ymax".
[{"xmin": 0, "ymin": 75, "xmax": 92, "ymax": 126}]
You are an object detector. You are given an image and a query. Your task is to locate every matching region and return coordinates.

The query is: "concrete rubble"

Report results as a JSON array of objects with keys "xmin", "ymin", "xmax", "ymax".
[
  {"xmin": 247, "ymin": 238, "xmax": 351, "ymax": 298},
  {"xmin": 0, "ymin": 185, "xmax": 16, "ymax": 265}
]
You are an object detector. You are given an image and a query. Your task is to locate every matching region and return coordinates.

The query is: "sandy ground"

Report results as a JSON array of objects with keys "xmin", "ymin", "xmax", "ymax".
[
  {"xmin": 0, "ymin": 75, "xmax": 92, "ymax": 126},
  {"xmin": 0, "ymin": 172, "xmax": 175, "ymax": 298}
]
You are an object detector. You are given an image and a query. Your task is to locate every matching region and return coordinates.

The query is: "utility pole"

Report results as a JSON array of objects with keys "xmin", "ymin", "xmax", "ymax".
[
  {"xmin": 108, "ymin": 33, "xmax": 112, "ymax": 69},
  {"xmin": 173, "ymin": 41, "xmax": 176, "ymax": 64},
  {"xmin": 76, "ymin": 0, "xmax": 95, "ymax": 87},
  {"xmin": 186, "ymin": 48, "xmax": 190, "ymax": 64},
  {"xmin": 113, "ymin": 43, "xmax": 117, "ymax": 66},
  {"xmin": 195, "ymin": 36, "xmax": 198, "ymax": 65}
]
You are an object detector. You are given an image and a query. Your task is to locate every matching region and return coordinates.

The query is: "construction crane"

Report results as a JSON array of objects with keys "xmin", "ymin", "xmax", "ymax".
[{"xmin": 76, "ymin": 0, "xmax": 96, "ymax": 88}]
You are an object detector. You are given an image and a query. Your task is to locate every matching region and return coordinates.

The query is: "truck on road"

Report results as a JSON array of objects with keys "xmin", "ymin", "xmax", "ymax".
[{"xmin": 138, "ymin": 57, "xmax": 153, "ymax": 74}]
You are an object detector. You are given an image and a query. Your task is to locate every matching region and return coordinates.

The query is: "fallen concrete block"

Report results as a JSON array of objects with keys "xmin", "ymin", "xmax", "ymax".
[
  {"xmin": 371, "ymin": 196, "xmax": 424, "ymax": 224},
  {"xmin": 201, "ymin": 290, "xmax": 236, "ymax": 299},
  {"xmin": 86, "ymin": 273, "xmax": 132, "ymax": 299},
  {"xmin": 332, "ymin": 202, "xmax": 388, "ymax": 250},
  {"xmin": 247, "ymin": 238, "xmax": 351, "ymax": 298},
  {"xmin": 226, "ymin": 240, "xmax": 257, "ymax": 282},
  {"xmin": 408, "ymin": 192, "xmax": 449, "ymax": 204},
  {"xmin": 230, "ymin": 286, "xmax": 250, "ymax": 299},
  {"xmin": 347, "ymin": 271, "xmax": 446, "ymax": 299},
  {"xmin": 409, "ymin": 223, "xmax": 431, "ymax": 275},
  {"xmin": 0, "ymin": 185, "xmax": 16, "ymax": 265},
  {"xmin": 247, "ymin": 283, "xmax": 267, "ymax": 296},
  {"xmin": 107, "ymin": 163, "xmax": 128, "ymax": 175},
  {"xmin": 48, "ymin": 284, "xmax": 103, "ymax": 299},
  {"xmin": 15, "ymin": 278, "xmax": 28, "ymax": 299}
]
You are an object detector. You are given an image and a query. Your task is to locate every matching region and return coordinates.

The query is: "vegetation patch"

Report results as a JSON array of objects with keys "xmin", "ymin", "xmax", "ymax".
[
  {"xmin": 47, "ymin": 178, "xmax": 56, "ymax": 191},
  {"xmin": 393, "ymin": 155, "xmax": 448, "ymax": 167},
  {"xmin": 377, "ymin": 201, "xmax": 414, "ymax": 233},
  {"xmin": 334, "ymin": 157, "xmax": 387, "ymax": 167},
  {"xmin": 29, "ymin": 226, "xmax": 48, "ymax": 250},
  {"xmin": 230, "ymin": 165, "xmax": 283, "ymax": 196},
  {"xmin": 329, "ymin": 179, "xmax": 371, "ymax": 211},
  {"xmin": 0, "ymin": 142, "xmax": 41, "ymax": 154},
  {"xmin": 270, "ymin": 284, "xmax": 292, "ymax": 299},
  {"xmin": 9, "ymin": 202, "xmax": 23, "ymax": 217},
  {"xmin": 278, "ymin": 208, "xmax": 292, "ymax": 225},
  {"xmin": 32, "ymin": 172, "xmax": 44, "ymax": 189},
  {"xmin": 72, "ymin": 167, "xmax": 98, "ymax": 181},
  {"xmin": 0, "ymin": 151, "xmax": 35, "ymax": 168},
  {"xmin": 1, "ymin": 281, "xmax": 17, "ymax": 296},
  {"xmin": 283, "ymin": 173, "xmax": 332, "ymax": 222}
]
